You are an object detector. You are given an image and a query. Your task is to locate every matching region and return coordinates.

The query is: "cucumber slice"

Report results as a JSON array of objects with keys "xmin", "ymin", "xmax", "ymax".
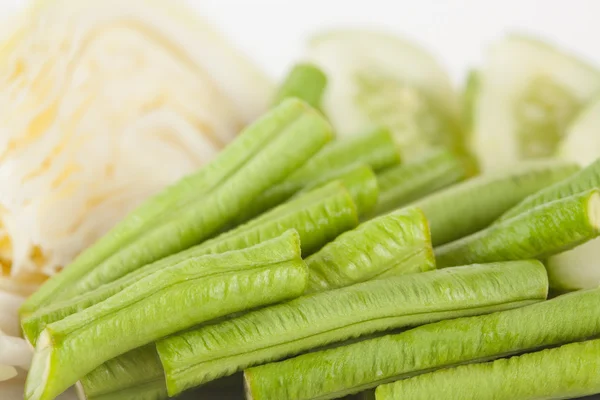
[
  {"xmin": 547, "ymin": 238, "xmax": 600, "ymax": 292},
  {"xmin": 560, "ymin": 96, "xmax": 600, "ymax": 167},
  {"xmin": 306, "ymin": 30, "xmax": 463, "ymax": 160},
  {"xmin": 547, "ymin": 99, "xmax": 600, "ymax": 292},
  {"xmin": 473, "ymin": 35, "xmax": 600, "ymax": 171}
]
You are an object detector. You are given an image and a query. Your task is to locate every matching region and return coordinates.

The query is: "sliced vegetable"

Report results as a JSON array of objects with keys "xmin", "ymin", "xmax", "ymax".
[
  {"xmin": 234, "ymin": 127, "xmax": 399, "ymax": 223},
  {"xmin": 413, "ymin": 160, "xmax": 579, "ymax": 246},
  {"xmin": 0, "ymin": 329, "xmax": 32, "ymax": 373},
  {"xmin": 306, "ymin": 29, "xmax": 464, "ymax": 159},
  {"xmin": 158, "ymin": 261, "xmax": 547, "ymax": 396},
  {"xmin": 244, "ymin": 285, "xmax": 600, "ymax": 400},
  {"xmin": 75, "ymin": 346, "xmax": 166, "ymax": 400},
  {"xmin": 21, "ymin": 99, "xmax": 330, "ymax": 313},
  {"xmin": 376, "ymin": 338, "xmax": 600, "ymax": 400},
  {"xmin": 372, "ymin": 149, "xmax": 465, "ymax": 216},
  {"xmin": 24, "ymin": 231, "xmax": 308, "ymax": 400},
  {"xmin": 273, "ymin": 63, "xmax": 328, "ymax": 109},
  {"xmin": 0, "ymin": 0, "xmax": 274, "ymax": 282},
  {"xmin": 21, "ymin": 182, "xmax": 357, "ymax": 345},
  {"xmin": 307, "ymin": 207, "xmax": 434, "ymax": 293},
  {"xmin": 435, "ymin": 189, "xmax": 600, "ymax": 268},
  {"xmin": 560, "ymin": 96, "xmax": 600, "ymax": 167},
  {"xmin": 472, "ymin": 35, "xmax": 600, "ymax": 171},
  {"xmin": 546, "ymin": 239, "xmax": 600, "ymax": 292}
]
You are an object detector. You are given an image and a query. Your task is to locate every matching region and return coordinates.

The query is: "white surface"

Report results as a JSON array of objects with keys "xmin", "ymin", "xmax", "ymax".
[{"xmin": 1, "ymin": 0, "xmax": 599, "ymax": 84}]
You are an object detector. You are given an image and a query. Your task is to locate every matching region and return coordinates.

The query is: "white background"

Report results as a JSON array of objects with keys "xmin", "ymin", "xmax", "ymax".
[{"xmin": 1, "ymin": 0, "xmax": 599, "ymax": 84}]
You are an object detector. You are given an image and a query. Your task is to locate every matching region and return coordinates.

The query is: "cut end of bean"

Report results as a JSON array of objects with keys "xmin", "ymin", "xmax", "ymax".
[
  {"xmin": 243, "ymin": 371, "xmax": 254, "ymax": 400},
  {"xmin": 75, "ymin": 382, "xmax": 86, "ymax": 400},
  {"xmin": 25, "ymin": 331, "xmax": 56, "ymax": 400},
  {"xmin": 588, "ymin": 191, "xmax": 600, "ymax": 230}
]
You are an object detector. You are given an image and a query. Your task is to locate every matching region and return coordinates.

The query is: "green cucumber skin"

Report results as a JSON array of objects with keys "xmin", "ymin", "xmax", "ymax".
[
  {"xmin": 243, "ymin": 284, "xmax": 600, "ymax": 400},
  {"xmin": 20, "ymin": 99, "xmax": 310, "ymax": 315},
  {"xmin": 376, "ymin": 338, "xmax": 600, "ymax": 400},
  {"xmin": 24, "ymin": 232, "xmax": 308, "ymax": 400},
  {"xmin": 53, "ymin": 105, "xmax": 331, "ymax": 302},
  {"xmin": 157, "ymin": 261, "xmax": 547, "ymax": 396},
  {"xmin": 273, "ymin": 63, "xmax": 328, "ymax": 110},
  {"xmin": 435, "ymin": 189, "xmax": 600, "ymax": 268},
  {"xmin": 301, "ymin": 164, "xmax": 379, "ymax": 217},
  {"xmin": 77, "ymin": 346, "xmax": 167, "ymax": 400},
  {"xmin": 307, "ymin": 207, "xmax": 434, "ymax": 293},
  {"xmin": 373, "ymin": 149, "xmax": 465, "ymax": 216},
  {"xmin": 413, "ymin": 160, "xmax": 579, "ymax": 246},
  {"xmin": 499, "ymin": 157, "xmax": 600, "ymax": 222},
  {"xmin": 21, "ymin": 182, "xmax": 357, "ymax": 346},
  {"xmin": 234, "ymin": 127, "xmax": 400, "ymax": 223}
]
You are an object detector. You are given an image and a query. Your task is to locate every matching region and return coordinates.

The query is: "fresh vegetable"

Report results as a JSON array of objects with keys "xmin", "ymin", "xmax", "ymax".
[
  {"xmin": 273, "ymin": 63, "xmax": 328, "ymax": 109},
  {"xmin": 244, "ymin": 285, "xmax": 600, "ymax": 400},
  {"xmin": 413, "ymin": 160, "xmax": 579, "ymax": 245},
  {"xmin": 462, "ymin": 69, "xmax": 481, "ymax": 138},
  {"xmin": 306, "ymin": 30, "xmax": 464, "ymax": 160},
  {"xmin": 546, "ymin": 240, "xmax": 600, "ymax": 292},
  {"xmin": 75, "ymin": 346, "xmax": 167, "ymax": 400},
  {"xmin": 376, "ymin": 338, "xmax": 600, "ymax": 400},
  {"xmin": 23, "ymin": 98, "xmax": 332, "ymax": 311},
  {"xmin": 158, "ymin": 261, "xmax": 547, "ymax": 396},
  {"xmin": 0, "ymin": 0, "xmax": 273, "ymax": 286},
  {"xmin": 494, "ymin": 158, "xmax": 600, "ymax": 291},
  {"xmin": 306, "ymin": 207, "xmax": 434, "ymax": 293},
  {"xmin": 498, "ymin": 158, "xmax": 600, "ymax": 221},
  {"xmin": 21, "ymin": 182, "xmax": 357, "ymax": 345},
  {"xmin": 25, "ymin": 231, "xmax": 308, "ymax": 400},
  {"xmin": 560, "ymin": 96, "xmax": 600, "ymax": 167},
  {"xmin": 0, "ymin": 292, "xmax": 31, "ymax": 387},
  {"xmin": 300, "ymin": 164, "xmax": 379, "ymax": 217},
  {"xmin": 233, "ymin": 127, "xmax": 399, "ymax": 223},
  {"xmin": 372, "ymin": 149, "xmax": 465, "ymax": 216},
  {"xmin": 22, "ymin": 182, "xmax": 357, "ymax": 400},
  {"xmin": 435, "ymin": 189, "xmax": 600, "ymax": 268},
  {"xmin": 472, "ymin": 35, "xmax": 600, "ymax": 171}
]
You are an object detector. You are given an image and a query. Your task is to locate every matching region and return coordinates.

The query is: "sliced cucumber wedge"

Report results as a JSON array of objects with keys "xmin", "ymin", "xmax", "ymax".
[
  {"xmin": 306, "ymin": 30, "xmax": 463, "ymax": 160},
  {"xmin": 473, "ymin": 35, "xmax": 600, "ymax": 171},
  {"xmin": 560, "ymin": 96, "xmax": 600, "ymax": 167},
  {"xmin": 547, "ymin": 238, "xmax": 600, "ymax": 292}
]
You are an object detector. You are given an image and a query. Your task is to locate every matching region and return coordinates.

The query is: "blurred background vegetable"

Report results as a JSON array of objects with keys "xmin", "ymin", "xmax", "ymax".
[{"xmin": 0, "ymin": 0, "xmax": 271, "ymax": 392}]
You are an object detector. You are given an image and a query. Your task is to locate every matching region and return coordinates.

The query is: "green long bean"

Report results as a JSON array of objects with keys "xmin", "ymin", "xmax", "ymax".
[
  {"xmin": 234, "ymin": 127, "xmax": 400, "ymax": 223},
  {"xmin": 75, "ymin": 346, "xmax": 166, "ymax": 400},
  {"xmin": 498, "ymin": 157, "xmax": 600, "ymax": 221},
  {"xmin": 24, "ymin": 231, "xmax": 307, "ymax": 400},
  {"xmin": 23, "ymin": 99, "xmax": 332, "ymax": 313},
  {"xmin": 157, "ymin": 261, "xmax": 547, "ymax": 396},
  {"xmin": 435, "ymin": 189, "xmax": 600, "ymax": 268},
  {"xmin": 306, "ymin": 207, "xmax": 434, "ymax": 293},
  {"xmin": 21, "ymin": 182, "xmax": 357, "ymax": 346},
  {"xmin": 372, "ymin": 149, "xmax": 465, "ymax": 216},
  {"xmin": 244, "ymin": 285, "xmax": 600, "ymax": 400},
  {"xmin": 273, "ymin": 63, "xmax": 328, "ymax": 110},
  {"xmin": 413, "ymin": 160, "xmax": 579, "ymax": 246},
  {"xmin": 300, "ymin": 163, "xmax": 379, "ymax": 216},
  {"xmin": 376, "ymin": 338, "xmax": 600, "ymax": 400}
]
